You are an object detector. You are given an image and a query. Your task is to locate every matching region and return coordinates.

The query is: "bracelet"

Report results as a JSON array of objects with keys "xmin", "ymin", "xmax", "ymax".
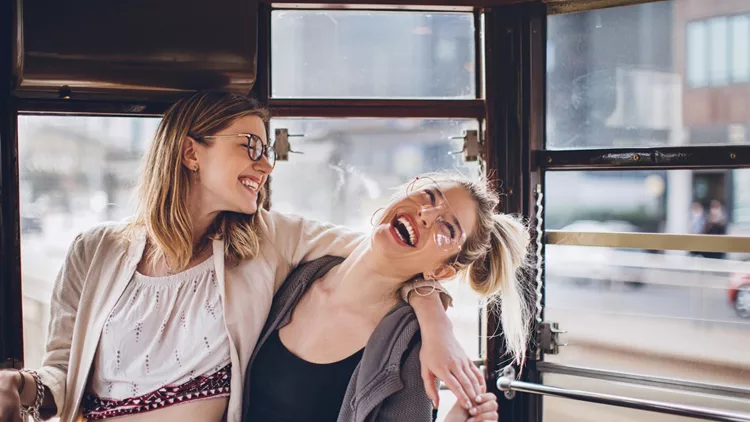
[{"xmin": 18, "ymin": 369, "xmax": 43, "ymax": 422}]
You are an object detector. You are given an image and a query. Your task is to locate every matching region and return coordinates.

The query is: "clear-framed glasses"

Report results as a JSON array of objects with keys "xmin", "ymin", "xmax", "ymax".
[
  {"xmin": 191, "ymin": 133, "xmax": 276, "ymax": 168},
  {"xmin": 405, "ymin": 176, "xmax": 467, "ymax": 252}
]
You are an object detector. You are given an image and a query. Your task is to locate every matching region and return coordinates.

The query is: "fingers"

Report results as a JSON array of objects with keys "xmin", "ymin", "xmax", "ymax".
[
  {"xmin": 468, "ymin": 393, "xmax": 499, "ymax": 422},
  {"xmin": 467, "ymin": 360, "xmax": 486, "ymax": 394},
  {"xmin": 468, "ymin": 411, "xmax": 498, "ymax": 422},
  {"xmin": 441, "ymin": 372, "xmax": 472, "ymax": 410},
  {"xmin": 451, "ymin": 361, "xmax": 478, "ymax": 407},
  {"xmin": 421, "ymin": 367, "xmax": 440, "ymax": 408}
]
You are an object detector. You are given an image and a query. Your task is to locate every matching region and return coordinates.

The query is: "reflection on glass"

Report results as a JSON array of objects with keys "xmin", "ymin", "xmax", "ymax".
[
  {"xmin": 271, "ymin": 11, "xmax": 475, "ymax": 99},
  {"xmin": 270, "ymin": 118, "xmax": 483, "ymax": 360},
  {"xmin": 543, "ymin": 168, "xmax": 750, "ymax": 420},
  {"xmin": 547, "ymin": 1, "xmax": 750, "ymax": 149}
]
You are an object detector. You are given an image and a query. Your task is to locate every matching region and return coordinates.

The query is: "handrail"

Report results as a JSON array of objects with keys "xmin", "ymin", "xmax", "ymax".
[
  {"xmin": 536, "ymin": 362, "xmax": 750, "ymax": 400},
  {"xmin": 496, "ymin": 377, "xmax": 750, "ymax": 422}
]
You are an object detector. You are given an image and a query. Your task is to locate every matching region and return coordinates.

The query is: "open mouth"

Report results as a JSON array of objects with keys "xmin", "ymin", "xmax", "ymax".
[{"xmin": 391, "ymin": 214, "xmax": 419, "ymax": 247}]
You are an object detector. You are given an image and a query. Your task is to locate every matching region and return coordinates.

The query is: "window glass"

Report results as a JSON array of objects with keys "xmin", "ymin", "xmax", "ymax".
[
  {"xmin": 18, "ymin": 115, "xmax": 160, "ymax": 380},
  {"xmin": 547, "ymin": 1, "xmax": 750, "ymax": 149},
  {"xmin": 271, "ymin": 11, "xmax": 476, "ymax": 99},
  {"xmin": 687, "ymin": 21, "xmax": 707, "ymax": 87},
  {"xmin": 708, "ymin": 17, "xmax": 729, "ymax": 86},
  {"xmin": 270, "ymin": 118, "xmax": 482, "ymax": 421},
  {"xmin": 270, "ymin": 118, "xmax": 482, "ymax": 356},
  {"xmin": 731, "ymin": 15, "xmax": 750, "ymax": 83},
  {"xmin": 543, "ymin": 169, "xmax": 750, "ymax": 420},
  {"xmin": 18, "ymin": 115, "xmax": 484, "ymax": 422}
]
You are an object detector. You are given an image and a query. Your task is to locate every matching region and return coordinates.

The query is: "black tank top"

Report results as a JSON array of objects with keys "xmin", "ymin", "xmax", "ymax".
[{"xmin": 244, "ymin": 329, "xmax": 364, "ymax": 422}]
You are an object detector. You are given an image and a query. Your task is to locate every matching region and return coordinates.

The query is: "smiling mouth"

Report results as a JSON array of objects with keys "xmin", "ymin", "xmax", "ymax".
[
  {"xmin": 239, "ymin": 177, "xmax": 260, "ymax": 192},
  {"xmin": 391, "ymin": 214, "xmax": 418, "ymax": 247}
]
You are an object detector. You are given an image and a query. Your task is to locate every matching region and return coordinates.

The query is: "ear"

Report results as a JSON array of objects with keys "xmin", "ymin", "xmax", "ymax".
[
  {"xmin": 425, "ymin": 264, "xmax": 457, "ymax": 282},
  {"xmin": 181, "ymin": 136, "xmax": 200, "ymax": 171}
]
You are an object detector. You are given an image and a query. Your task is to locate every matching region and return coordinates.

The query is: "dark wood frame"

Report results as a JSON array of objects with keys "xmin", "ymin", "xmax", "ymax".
[
  {"xmin": 0, "ymin": 0, "xmax": 23, "ymax": 370},
  {"xmin": 4, "ymin": 1, "xmax": 750, "ymax": 421}
]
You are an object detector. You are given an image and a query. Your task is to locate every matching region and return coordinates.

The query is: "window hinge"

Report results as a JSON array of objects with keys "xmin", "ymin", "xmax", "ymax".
[
  {"xmin": 274, "ymin": 128, "xmax": 304, "ymax": 161},
  {"xmin": 539, "ymin": 321, "xmax": 567, "ymax": 355},
  {"xmin": 449, "ymin": 129, "xmax": 482, "ymax": 162}
]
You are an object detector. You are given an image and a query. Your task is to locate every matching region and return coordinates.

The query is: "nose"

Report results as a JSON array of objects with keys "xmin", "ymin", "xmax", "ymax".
[
  {"xmin": 253, "ymin": 155, "xmax": 274, "ymax": 174},
  {"xmin": 417, "ymin": 206, "xmax": 441, "ymax": 228}
]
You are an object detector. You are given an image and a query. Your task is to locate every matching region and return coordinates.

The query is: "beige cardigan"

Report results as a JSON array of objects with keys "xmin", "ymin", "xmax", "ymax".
[{"xmin": 36, "ymin": 209, "xmax": 445, "ymax": 422}]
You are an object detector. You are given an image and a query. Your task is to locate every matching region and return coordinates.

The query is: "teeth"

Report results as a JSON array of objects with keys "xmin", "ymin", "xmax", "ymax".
[
  {"xmin": 395, "ymin": 228, "xmax": 406, "ymax": 243},
  {"xmin": 397, "ymin": 216, "xmax": 416, "ymax": 246},
  {"xmin": 240, "ymin": 179, "xmax": 259, "ymax": 190}
]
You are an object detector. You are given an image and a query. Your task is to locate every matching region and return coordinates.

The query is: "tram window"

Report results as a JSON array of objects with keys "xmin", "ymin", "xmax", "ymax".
[
  {"xmin": 18, "ymin": 116, "xmax": 161, "ymax": 369},
  {"xmin": 546, "ymin": 0, "xmax": 750, "ymax": 150},
  {"xmin": 543, "ymin": 168, "xmax": 750, "ymax": 420},
  {"xmin": 270, "ymin": 118, "xmax": 483, "ymax": 362},
  {"xmin": 17, "ymin": 115, "xmax": 484, "ymax": 391},
  {"xmin": 271, "ymin": 11, "xmax": 476, "ymax": 99}
]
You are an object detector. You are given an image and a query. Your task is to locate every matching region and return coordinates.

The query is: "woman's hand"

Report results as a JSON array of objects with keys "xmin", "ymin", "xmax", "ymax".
[
  {"xmin": 445, "ymin": 393, "xmax": 499, "ymax": 422},
  {"xmin": 410, "ymin": 292, "xmax": 484, "ymax": 409},
  {"xmin": 0, "ymin": 371, "xmax": 23, "ymax": 422}
]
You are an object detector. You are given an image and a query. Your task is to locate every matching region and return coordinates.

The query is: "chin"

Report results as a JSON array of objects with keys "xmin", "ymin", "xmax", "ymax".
[{"xmin": 238, "ymin": 203, "xmax": 259, "ymax": 215}]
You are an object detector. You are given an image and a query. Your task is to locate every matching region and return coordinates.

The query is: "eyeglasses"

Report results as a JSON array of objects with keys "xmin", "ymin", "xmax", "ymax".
[
  {"xmin": 191, "ymin": 133, "xmax": 276, "ymax": 168},
  {"xmin": 405, "ymin": 176, "xmax": 466, "ymax": 252}
]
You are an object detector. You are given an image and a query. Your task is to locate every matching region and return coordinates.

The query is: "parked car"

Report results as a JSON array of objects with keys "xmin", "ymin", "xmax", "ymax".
[{"xmin": 729, "ymin": 270, "xmax": 750, "ymax": 318}]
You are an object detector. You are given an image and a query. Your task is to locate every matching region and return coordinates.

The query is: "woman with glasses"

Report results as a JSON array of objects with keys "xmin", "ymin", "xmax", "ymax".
[
  {"xmin": 243, "ymin": 174, "xmax": 532, "ymax": 422},
  {"xmin": 0, "ymin": 92, "xmax": 482, "ymax": 422}
]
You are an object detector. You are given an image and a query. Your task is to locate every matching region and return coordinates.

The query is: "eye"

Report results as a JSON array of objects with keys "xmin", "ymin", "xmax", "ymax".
[
  {"xmin": 440, "ymin": 219, "xmax": 456, "ymax": 239},
  {"xmin": 425, "ymin": 189, "xmax": 436, "ymax": 205}
]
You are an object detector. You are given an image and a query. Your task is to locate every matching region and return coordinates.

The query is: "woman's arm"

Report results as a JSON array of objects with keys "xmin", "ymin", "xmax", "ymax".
[
  {"xmin": 35, "ymin": 233, "xmax": 89, "ymax": 418},
  {"xmin": 410, "ymin": 290, "xmax": 484, "ymax": 410},
  {"xmin": 374, "ymin": 340, "xmax": 489, "ymax": 422},
  {"xmin": 374, "ymin": 343, "xmax": 436, "ymax": 422}
]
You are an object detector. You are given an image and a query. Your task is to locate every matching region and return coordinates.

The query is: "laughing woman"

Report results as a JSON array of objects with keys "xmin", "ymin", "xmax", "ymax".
[
  {"xmin": 243, "ymin": 173, "xmax": 532, "ymax": 422},
  {"xmin": 0, "ymin": 92, "xmax": 483, "ymax": 422}
]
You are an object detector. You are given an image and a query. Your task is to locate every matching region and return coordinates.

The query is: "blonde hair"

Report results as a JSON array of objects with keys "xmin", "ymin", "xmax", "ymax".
[
  {"xmin": 401, "ymin": 172, "xmax": 533, "ymax": 365},
  {"xmin": 129, "ymin": 91, "xmax": 270, "ymax": 272}
]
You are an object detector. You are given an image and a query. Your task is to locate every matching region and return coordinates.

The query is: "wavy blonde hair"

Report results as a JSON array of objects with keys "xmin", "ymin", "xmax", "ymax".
[
  {"xmin": 129, "ymin": 91, "xmax": 270, "ymax": 272},
  {"xmin": 395, "ymin": 172, "xmax": 533, "ymax": 365}
]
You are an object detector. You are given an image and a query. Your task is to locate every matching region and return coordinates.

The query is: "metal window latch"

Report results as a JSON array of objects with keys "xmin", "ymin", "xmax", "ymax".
[
  {"xmin": 449, "ymin": 130, "xmax": 482, "ymax": 162},
  {"xmin": 501, "ymin": 365, "xmax": 517, "ymax": 400},
  {"xmin": 539, "ymin": 321, "xmax": 567, "ymax": 355},
  {"xmin": 274, "ymin": 128, "xmax": 304, "ymax": 161}
]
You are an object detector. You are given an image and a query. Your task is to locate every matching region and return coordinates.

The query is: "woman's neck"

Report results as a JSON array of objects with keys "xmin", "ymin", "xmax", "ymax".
[{"xmin": 319, "ymin": 240, "xmax": 411, "ymax": 315}]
